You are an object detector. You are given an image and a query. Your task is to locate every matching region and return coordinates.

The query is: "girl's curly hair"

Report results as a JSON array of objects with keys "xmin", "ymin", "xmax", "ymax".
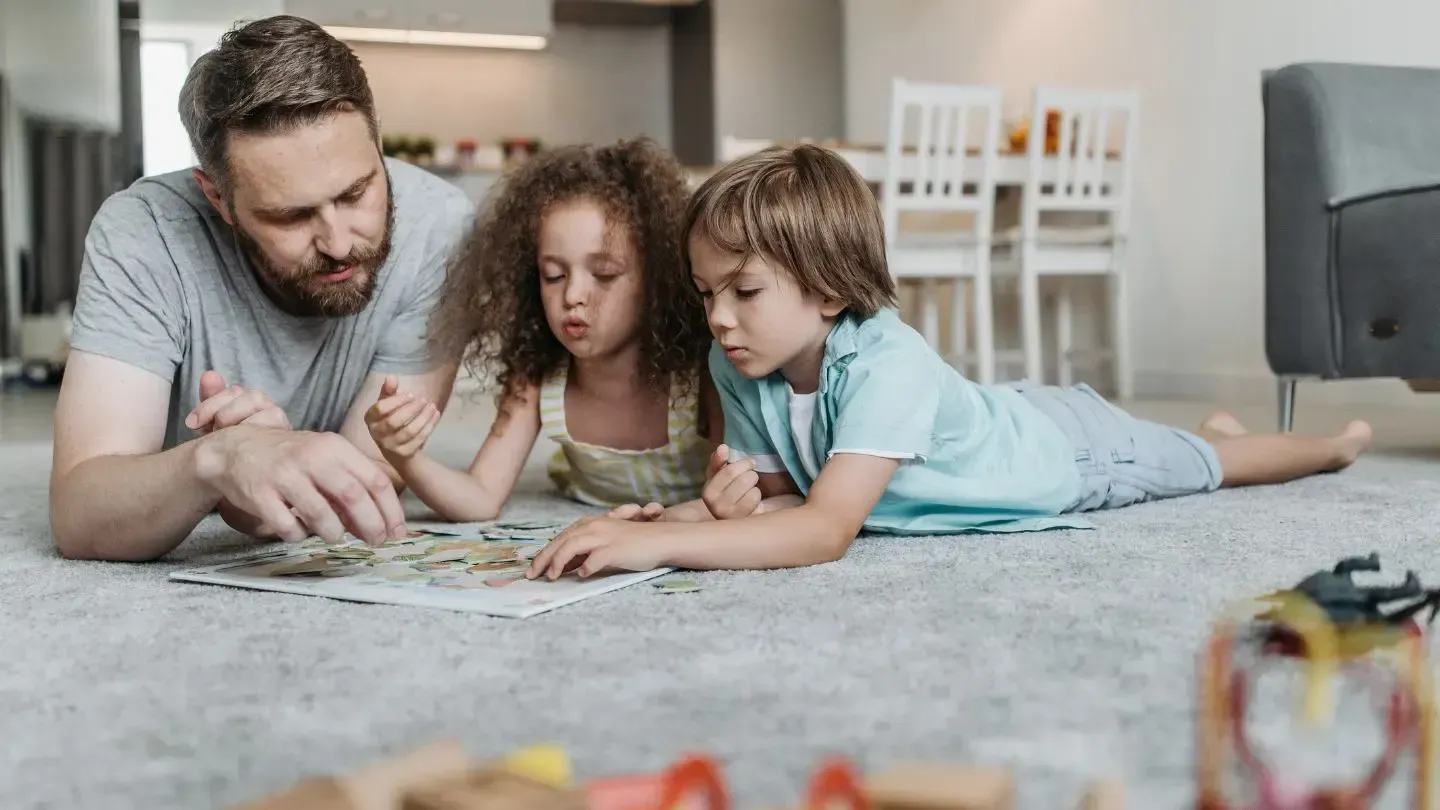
[{"xmin": 430, "ymin": 137, "xmax": 709, "ymax": 406}]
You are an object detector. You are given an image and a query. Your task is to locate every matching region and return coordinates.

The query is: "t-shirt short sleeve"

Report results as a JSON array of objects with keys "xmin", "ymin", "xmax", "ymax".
[
  {"xmin": 370, "ymin": 189, "xmax": 475, "ymax": 376},
  {"xmin": 67, "ymin": 194, "xmax": 187, "ymax": 383},
  {"xmin": 829, "ymin": 342, "xmax": 940, "ymax": 462},
  {"xmin": 707, "ymin": 341, "xmax": 784, "ymax": 474}
]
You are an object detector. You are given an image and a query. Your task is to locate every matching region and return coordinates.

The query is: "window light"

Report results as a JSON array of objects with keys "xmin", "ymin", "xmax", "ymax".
[{"xmin": 324, "ymin": 26, "xmax": 546, "ymax": 51}]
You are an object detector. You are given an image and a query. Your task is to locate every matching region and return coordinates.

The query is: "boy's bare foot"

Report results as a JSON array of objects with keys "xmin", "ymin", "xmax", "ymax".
[
  {"xmin": 1331, "ymin": 420, "xmax": 1373, "ymax": 469},
  {"xmin": 1198, "ymin": 411, "xmax": 1249, "ymax": 441}
]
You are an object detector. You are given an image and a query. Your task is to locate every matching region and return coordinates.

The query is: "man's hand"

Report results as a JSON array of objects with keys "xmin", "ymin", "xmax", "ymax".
[
  {"xmin": 607, "ymin": 502, "xmax": 666, "ymax": 522},
  {"xmin": 701, "ymin": 444, "xmax": 761, "ymax": 520},
  {"xmin": 364, "ymin": 374, "xmax": 441, "ymax": 464},
  {"xmin": 525, "ymin": 516, "xmax": 667, "ymax": 580},
  {"xmin": 185, "ymin": 370, "xmax": 290, "ymax": 433},
  {"xmin": 194, "ymin": 425, "xmax": 408, "ymax": 545}
]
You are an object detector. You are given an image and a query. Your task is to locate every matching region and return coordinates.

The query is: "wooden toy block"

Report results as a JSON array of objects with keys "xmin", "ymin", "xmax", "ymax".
[
  {"xmin": 231, "ymin": 776, "xmax": 354, "ymax": 810},
  {"xmin": 400, "ymin": 766, "xmax": 586, "ymax": 810},
  {"xmin": 230, "ymin": 742, "xmax": 582, "ymax": 810},
  {"xmin": 864, "ymin": 763, "xmax": 1013, "ymax": 810}
]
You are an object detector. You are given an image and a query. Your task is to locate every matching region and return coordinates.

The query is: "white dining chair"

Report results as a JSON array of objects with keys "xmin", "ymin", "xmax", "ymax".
[
  {"xmin": 719, "ymin": 136, "xmax": 775, "ymax": 162},
  {"xmin": 880, "ymin": 77, "xmax": 1007, "ymax": 384},
  {"xmin": 995, "ymin": 86, "xmax": 1140, "ymax": 398}
]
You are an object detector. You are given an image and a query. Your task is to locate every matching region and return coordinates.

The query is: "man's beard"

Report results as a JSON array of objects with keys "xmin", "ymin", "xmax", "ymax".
[{"xmin": 234, "ymin": 185, "xmax": 396, "ymax": 318}]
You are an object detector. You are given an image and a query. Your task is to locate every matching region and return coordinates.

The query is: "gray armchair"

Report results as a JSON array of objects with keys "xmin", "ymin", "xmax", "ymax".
[{"xmin": 1262, "ymin": 62, "xmax": 1440, "ymax": 430}]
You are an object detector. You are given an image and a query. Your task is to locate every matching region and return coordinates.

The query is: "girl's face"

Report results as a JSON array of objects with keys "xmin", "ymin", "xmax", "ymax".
[{"xmin": 538, "ymin": 198, "xmax": 644, "ymax": 362}]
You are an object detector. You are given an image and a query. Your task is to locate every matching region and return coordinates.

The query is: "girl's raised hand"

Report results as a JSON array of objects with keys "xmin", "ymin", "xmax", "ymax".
[{"xmin": 365, "ymin": 377, "xmax": 441, "ymax": 461}]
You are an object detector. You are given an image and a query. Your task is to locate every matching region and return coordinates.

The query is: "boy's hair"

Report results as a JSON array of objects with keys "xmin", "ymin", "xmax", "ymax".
[
  {"xmin": 682, "ymin": 144, "xmax": 896, "ymax": 318},
  {"xmin": 178, "ymin": 15, "xmax": 377, "ymax": 199},
  {"xmin": 430, "ymin": 137, "xmax": 708, "ymax": 403}
]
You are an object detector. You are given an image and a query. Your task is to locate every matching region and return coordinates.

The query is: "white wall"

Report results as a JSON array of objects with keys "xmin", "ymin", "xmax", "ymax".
[
  {"xmin": 713, "ymin": 0, "xmax": 844, "ymax": 147},
  {"xmin": 844, "ymin": 0, "xmax": 1440, "ymax": 406},
  {"xmin": 352, "ymin": 24, "xmax": 672, "ymax": 150},
  {"xmin": 0, "ymin": 0, "xmax": 121, "ymax": 357}
]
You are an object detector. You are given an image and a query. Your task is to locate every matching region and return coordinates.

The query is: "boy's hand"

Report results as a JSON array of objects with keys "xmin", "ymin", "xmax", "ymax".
[
  {"xmin": 526, "ymin": 517, "xmax": 666, "ymax": 579},
  {"xmin": 607, "ymin": 502, "xmax": 666, "ymax": 522},
  {"xmin": 702, "ymin": 444, "xmax": 761, "ymax": 520},
  {"xmin": 365, "ymin": 374, "xmax": 441, "ymax": 461}
]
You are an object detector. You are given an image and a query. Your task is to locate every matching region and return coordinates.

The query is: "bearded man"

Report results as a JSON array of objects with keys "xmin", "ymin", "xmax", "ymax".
[{"xmin": 49, "ymin": 15, "xmax": 474, "ymax": 561}]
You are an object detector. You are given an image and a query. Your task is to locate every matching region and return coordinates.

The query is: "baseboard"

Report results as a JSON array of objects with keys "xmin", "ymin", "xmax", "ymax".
[{"xmin": 1133, "ymin": 369, "xmax": 1434, "ymax": 409}]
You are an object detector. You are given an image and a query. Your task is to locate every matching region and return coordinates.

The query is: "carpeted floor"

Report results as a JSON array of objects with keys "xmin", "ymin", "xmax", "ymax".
[{"xmin": 4, "ymin": 435, "xmax": 1440, "ymax": 810}]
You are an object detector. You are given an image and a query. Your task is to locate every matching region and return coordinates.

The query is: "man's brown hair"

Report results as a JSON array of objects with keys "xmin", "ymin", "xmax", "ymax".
[
  {"xmin": 682, "ymin": 144, "xmax": 896, "ymax": 318},
  {"xmin": 178, "ymin": 15, "xmax": 378, "ymax": 194}
]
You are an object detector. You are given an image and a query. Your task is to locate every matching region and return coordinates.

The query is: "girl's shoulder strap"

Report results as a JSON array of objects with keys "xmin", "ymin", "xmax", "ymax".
[
  {"xmin": 667, "ymin": 369, "xmax": 703, "ymax": 442},
  {"xmin": 537, "ymin": 359, "xmax": 570, "ymax": 442}
]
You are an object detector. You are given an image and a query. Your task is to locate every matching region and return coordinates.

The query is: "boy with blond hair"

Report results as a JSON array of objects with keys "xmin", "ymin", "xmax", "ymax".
[{"xmin": 528, "ymin": 145, "xmax": 1373, "ymax": 577}]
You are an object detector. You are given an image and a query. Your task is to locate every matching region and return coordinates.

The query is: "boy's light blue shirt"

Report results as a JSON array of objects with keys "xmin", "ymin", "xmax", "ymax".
[{"xmin": 709, "ymin": 308, "xmax": 1093, "ymax": 535}]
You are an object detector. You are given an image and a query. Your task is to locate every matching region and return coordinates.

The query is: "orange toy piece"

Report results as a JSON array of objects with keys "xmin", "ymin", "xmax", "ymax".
[
  {"xmin": 586, "ymin": 754, "xmax": 729, "ymax": 810},
  {"xmin": 804, "ymin": 757, "xmax": 870, "ymax": 810}
]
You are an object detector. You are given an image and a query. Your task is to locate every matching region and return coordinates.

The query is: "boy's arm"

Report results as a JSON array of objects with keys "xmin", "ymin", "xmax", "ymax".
[
  {"xmin": 532, "ymin": 454, "xmax": 896, "ymax": 577},
  {"xmin": 653, "ymin": 458, "xmax": 801, "ymax": 523},
  {"xmin": 654, "ymin": 454, "xmax": 896, "ymax": 569}
]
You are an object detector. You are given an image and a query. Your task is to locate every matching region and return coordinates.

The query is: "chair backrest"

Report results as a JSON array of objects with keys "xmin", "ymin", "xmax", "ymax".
[
  {"xmin": 719, "ymin": 136, "xmax": 775, "ymax": 162},
  {"xmin": 880, "ymin": 77, "xmax": 1005, "ymax": 242},
  {"xmin": 1021, "ymin": 86, "xmax": 1140, "ymax": 230}
]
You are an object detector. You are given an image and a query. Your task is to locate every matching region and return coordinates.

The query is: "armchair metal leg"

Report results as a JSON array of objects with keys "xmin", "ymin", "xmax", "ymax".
[{"xmin": 1277, "ymin": 378, "xmax": 1297, "ymax": 432}]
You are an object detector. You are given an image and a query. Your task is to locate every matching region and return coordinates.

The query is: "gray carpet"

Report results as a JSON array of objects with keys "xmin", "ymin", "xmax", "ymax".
[{"xmin": 4, "ymin": 437, "xmax": 1440, "ymax": 810}]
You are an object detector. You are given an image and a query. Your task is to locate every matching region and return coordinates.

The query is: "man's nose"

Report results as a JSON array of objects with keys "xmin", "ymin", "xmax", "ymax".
[{"xmin": 314, "ymin": 208, "xmax": 355, "ymax": 261}]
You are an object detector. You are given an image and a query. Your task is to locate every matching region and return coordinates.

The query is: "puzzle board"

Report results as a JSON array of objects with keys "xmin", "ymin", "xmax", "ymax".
[{"xmin": 169, "ymin": 520, "xmax": 671, "ymax": 618}]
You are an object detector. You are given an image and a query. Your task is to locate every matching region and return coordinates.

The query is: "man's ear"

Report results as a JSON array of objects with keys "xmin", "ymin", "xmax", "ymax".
[
  {"xmin": 820, "ymin": 297, "xmax": 846, "ymax": 318},
  {"xmin": 192, "ymin": 169, "xmax": 233, "ymax": 226}
]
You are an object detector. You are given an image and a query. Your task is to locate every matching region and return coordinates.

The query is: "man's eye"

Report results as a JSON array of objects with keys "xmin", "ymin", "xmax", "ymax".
[{"xmin": 736, "ymin": 288, "xmax": 761, "ymax": 299}]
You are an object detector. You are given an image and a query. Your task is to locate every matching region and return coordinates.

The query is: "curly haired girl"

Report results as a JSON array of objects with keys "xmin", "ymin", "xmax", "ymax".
[{"xmin": 364, "ymin": 137, "xmax": 726, "ymax": 520}]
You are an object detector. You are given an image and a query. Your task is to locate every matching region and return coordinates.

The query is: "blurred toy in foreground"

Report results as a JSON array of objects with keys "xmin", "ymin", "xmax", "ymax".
[
  {"xmin": 234, "ymin": 743, "xmax": 1122, "ymax": 810},
  {"xmin": 1196, "ymin": 554, "xmax": 1436, "ymax": 810}
]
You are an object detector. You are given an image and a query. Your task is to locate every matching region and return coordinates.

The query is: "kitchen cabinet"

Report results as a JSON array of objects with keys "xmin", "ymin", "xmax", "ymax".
[{"xmin": 280, "ymin": 0, "xmax": 552, "ymax": 37}]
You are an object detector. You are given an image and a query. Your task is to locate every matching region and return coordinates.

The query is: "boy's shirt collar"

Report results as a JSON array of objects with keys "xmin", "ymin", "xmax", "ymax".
[{"xmin": 753, "ymin": 308, "xmax": 888, "ymax": 492}]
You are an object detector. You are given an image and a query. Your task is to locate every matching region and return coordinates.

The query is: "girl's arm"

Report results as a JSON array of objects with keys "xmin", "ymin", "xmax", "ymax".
[{"xmin": 395, "ymin": 385, "xmax": 541, "ymax": 521}]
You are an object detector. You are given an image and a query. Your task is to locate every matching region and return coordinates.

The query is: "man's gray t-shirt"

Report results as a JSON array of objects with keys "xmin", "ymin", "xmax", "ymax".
[{"xmin": 68, "ymin": 157, "xmax": 474, "ymax": 449}]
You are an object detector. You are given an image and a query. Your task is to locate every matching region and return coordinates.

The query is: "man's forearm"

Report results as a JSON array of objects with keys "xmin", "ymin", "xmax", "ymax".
[
  {"xmin": 657, "ymin": 502, "xmax": 856, "ymax": 570},
  {"xmin": 51, "ymin": 439, "xmax": 222, "ymax": 562}
]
